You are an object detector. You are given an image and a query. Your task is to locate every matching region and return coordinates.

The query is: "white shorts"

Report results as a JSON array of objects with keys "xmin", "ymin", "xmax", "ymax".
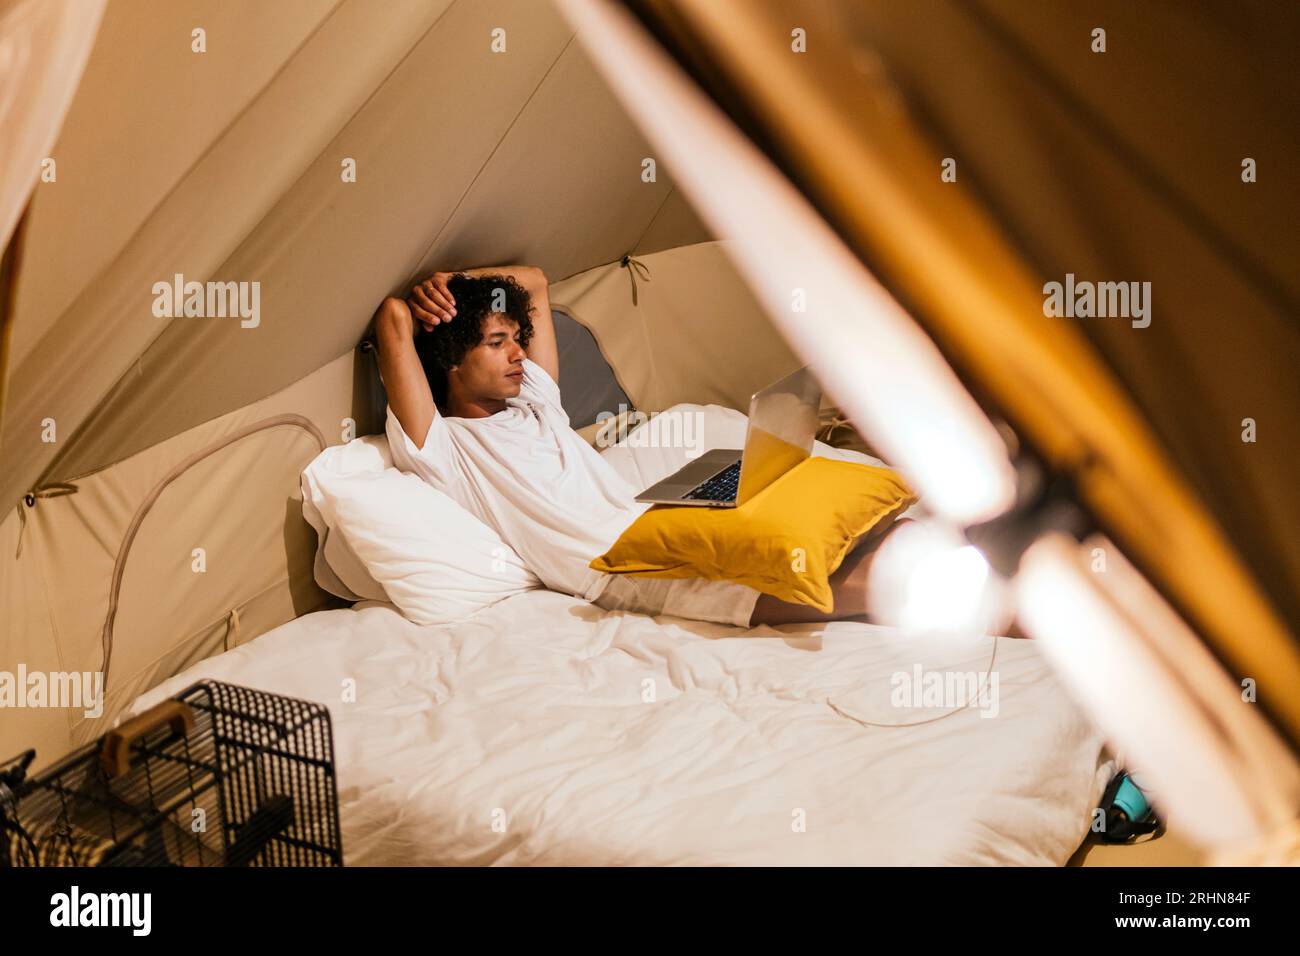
[{"xmin": 588, "ymin": 573, "xmax": 761, "ymax": 628}]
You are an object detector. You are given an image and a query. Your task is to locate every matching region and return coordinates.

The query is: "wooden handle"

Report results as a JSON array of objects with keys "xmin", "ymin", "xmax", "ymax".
[{"xmin": 101, "ymin": 699, "xmax": 195, "ymax": 779}]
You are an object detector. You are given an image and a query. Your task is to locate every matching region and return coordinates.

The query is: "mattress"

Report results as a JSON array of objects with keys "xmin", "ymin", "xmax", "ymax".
[{"xmin": 126, "ymin": 588, "xmax": 1114, "ymax": 865}]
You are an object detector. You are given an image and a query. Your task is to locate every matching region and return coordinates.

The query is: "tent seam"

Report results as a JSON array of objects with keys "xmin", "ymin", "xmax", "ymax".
[
  {"xmin": 20, "ymin": 507, "xmax": 76, "ymax": 740},
  {"xmin": 401, "ymin": 30, "xmax": 581, "ymax": 289},
  {"xmin": 628, "ymin": 183, "xmax": 677, "ymax": 256},
  {"xmin": 44, "ymin": 344, "xmax": 357, "ymax": 488}
]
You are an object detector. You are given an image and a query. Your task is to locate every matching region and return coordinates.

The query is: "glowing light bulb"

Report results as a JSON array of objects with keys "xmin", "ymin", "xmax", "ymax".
[{"xmin": 867, "ymin": 520, "xmax": 1007, "ymax": 634}]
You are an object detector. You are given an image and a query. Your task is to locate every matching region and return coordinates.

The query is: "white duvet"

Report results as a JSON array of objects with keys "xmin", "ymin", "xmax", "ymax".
[{"xmin": 128, "ymin": 588, "xmax": 1114, "ymax": 866}]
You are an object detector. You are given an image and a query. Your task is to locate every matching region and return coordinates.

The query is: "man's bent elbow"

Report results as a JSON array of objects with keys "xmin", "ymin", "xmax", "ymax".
[
  {"xmin": 377, "ymin": 296, "xmax": 405, "ymax": 321},
  {"xmin": 375, "ymin": 297, "xmax": 411, "ymax": 338}
]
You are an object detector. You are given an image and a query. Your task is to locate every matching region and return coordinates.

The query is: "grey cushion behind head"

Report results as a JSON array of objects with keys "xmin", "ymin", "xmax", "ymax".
[{"xmin": 552, "ymin": 307, "xmax": 632, "ymax": 428}]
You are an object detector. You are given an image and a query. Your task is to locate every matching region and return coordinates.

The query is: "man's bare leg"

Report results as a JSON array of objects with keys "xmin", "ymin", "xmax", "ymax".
[{"xmin": 748, "ymin": 519, "xmax": 912, "ymax": 627}]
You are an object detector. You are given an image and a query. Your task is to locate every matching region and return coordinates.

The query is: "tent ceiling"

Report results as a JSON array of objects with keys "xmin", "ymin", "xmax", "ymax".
[
  {"xmin": 8, "ymin": 0, "xmax": 345, "ymax": 366},
  {"xmin": 1, "ymin": 0, "xmax": 709, "ymax": 504}
]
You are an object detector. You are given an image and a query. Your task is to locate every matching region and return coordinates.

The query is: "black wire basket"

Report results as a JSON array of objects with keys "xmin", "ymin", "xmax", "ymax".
[{"xmin": 0, "ymin": 680, "xmax": 342, "ymax": 867}]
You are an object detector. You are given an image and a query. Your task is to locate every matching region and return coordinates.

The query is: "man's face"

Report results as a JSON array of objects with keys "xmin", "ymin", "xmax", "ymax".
[{"xmin": 453, "ymin": 312, "xmax": 526, "ymax": 400}]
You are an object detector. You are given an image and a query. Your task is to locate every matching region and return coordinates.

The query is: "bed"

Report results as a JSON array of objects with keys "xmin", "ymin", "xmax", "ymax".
[
  {"xmin": 123, "ymin": 402, "xmax": 1114, "ymax": 865},
  {"xmin": 126, "ymin": 586, "xmax": 1113, "ymax": 865}
]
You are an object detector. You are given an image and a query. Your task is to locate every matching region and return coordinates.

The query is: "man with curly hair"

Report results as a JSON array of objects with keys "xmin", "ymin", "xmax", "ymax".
[{"xmin": 374, "ymin": 266, "xmax": 891, "ymax": 628}]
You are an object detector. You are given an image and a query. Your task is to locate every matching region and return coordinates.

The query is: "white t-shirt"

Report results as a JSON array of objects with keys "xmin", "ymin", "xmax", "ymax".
[{"xmin": 384, "ymin": 357, "xmax": 651, "ymax": 600}]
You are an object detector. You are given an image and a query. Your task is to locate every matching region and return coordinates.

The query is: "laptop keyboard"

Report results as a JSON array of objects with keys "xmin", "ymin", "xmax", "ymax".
[{"xmin": 684, "ymin": 461, "xmax": 742, "ymax": 502}]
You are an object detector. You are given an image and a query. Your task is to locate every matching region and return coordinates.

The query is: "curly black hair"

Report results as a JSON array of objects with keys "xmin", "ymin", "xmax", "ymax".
[{"xmin": 412, "ymin": 273, "xmax": 535, "ymax": 410}]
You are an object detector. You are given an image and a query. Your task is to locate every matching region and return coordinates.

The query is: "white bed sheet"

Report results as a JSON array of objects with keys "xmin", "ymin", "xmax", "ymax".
[{"xmin": 127, "ymin": 588, "xmax": 1114, "ymax": 866}]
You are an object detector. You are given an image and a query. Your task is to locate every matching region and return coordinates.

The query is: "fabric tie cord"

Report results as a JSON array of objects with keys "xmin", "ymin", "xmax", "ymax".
[
  {"xmin": 14, "ymin": 482, "xmax": 79, "ymax": 558},
  {"xmin": 224, "ymin": 607, "xmax": 242, "ymax": 653},
  {"xmin": 620, "ymin": 254, "xmax": 651, "ymax": 306},
  {"xmin": 817, "ymin": 412, "xmax": 854, "ymax": 446}
]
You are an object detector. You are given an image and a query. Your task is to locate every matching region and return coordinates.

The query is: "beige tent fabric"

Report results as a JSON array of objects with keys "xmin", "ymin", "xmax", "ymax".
[
  {"xmin": 7, "ymin": 0, "xmax": 343, "ymax": 364},
  {"xmin": 631, "ymin": 187, "xmax": 711, "ymax": 258},
  {"xmin": 2, "ymin": 0, "xmax": 436, "ymax": 505},
  {"xmin": 0, "ymin": 0, "xmax": 105, "ymax": 253},
  {"xmin": 1, "ymin": 0, "xmax": 709, "ymax": 512},
  {"xmin": 551, "ymin": 240, "xmax": 801, "ymax": 414},
  {"xmin": 0, "ymin": 505, "xmax": 65, "ymax": 768},
  {"xmin": 0, "ymin": 348, "xmax": 365, "ymax": 769}
]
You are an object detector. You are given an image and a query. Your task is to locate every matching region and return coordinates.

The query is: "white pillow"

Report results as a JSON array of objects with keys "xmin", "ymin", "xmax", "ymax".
[
  {"xmin": 301, "ymin": 437, "xmax": 391, "ymax": 601},
  {"xmin": 301, "ymin": 438, "xmax": 541, "ymax": 623}
]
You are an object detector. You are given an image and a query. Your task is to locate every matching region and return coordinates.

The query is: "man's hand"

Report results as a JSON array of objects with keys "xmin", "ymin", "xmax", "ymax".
[
  {"xmin": 408, "ymin": 272, "xmax": 458, "ymax": 331},
  {"xmin": 405, "ymin": 265, "xmax": 559, "ymax": 384}
]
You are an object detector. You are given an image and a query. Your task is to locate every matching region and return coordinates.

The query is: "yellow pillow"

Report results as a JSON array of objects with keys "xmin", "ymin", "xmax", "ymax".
[{"xmin": 590, "ymin": 457, "xmax": 917, "ymax": 612}]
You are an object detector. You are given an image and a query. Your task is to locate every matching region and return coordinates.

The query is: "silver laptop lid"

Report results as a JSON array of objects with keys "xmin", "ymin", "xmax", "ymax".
[{"xmin": 734, "ymin": 365, "xmax": 823, "ymax": 506}]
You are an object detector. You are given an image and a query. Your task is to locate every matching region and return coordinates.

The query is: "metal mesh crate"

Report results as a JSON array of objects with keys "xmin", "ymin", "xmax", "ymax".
[{"xmin": 0, "ymin": 680, "xmax": 342, "ymax": 867}]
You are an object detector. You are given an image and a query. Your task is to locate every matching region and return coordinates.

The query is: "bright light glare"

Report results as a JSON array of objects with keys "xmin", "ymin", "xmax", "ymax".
[
  {"xmin": 903, "ymin": 544, "xmax": 989, "ymax": 631},
  {"xmin": 868, "ymin": 520, "xmax": 1005, "ymax": 634},
  {"xmin": 557, "ymin": 0, "xmax": 1017, "ymax": 525}
]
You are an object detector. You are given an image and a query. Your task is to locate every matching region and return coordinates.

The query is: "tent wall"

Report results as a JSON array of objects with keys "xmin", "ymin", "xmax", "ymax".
[
  {"xmin": 1, "ymin": 0, "xmax": 711, "ymax": 510},
  {"xmin": 0, "ymin": 349, "xmax": 374, "ymax": 768},
  {"xmin": 550, "ymin": 240, "xmax": 802, "ymax": 415},
  {"xmin": 0, "ymin": 0, "xmax": 107, "ymax": 431}
]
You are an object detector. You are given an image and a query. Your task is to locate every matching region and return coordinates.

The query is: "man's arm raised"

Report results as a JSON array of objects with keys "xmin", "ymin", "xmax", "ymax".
[{"xmin": 374, "ymin": 296, "xmax": 438, "ymax": 449}]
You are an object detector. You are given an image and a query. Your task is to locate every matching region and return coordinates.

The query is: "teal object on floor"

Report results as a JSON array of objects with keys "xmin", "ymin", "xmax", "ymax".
[{"xmin": 1101, "ymin": 770, "xmax": 1161, "ymax": 843}]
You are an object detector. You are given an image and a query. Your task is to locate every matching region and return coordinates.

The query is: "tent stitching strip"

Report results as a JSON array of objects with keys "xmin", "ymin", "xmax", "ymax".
[
  {"xmin": 400, "ymin": 31, "xmax": 580, "ymax": 291},
  {"xmin": 619, "ymin": 253, "xmax": 651, "ymax": 305},
  {"xmin": 98, "ymin": 413, "xmax": 326, "ymax": 691},
  {"xmin": 13, "ymin": 482, "xmax": 78, "ymax": 558},
  {"xmin": 628, "ymin": 183, "xmax": 679, "ymax": 257}
]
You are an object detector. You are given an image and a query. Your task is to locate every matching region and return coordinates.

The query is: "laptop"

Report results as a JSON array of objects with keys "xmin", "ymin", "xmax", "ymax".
[{"xmin": 635, "ymin": 366, "xmax": 823, "ymax": 508}]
